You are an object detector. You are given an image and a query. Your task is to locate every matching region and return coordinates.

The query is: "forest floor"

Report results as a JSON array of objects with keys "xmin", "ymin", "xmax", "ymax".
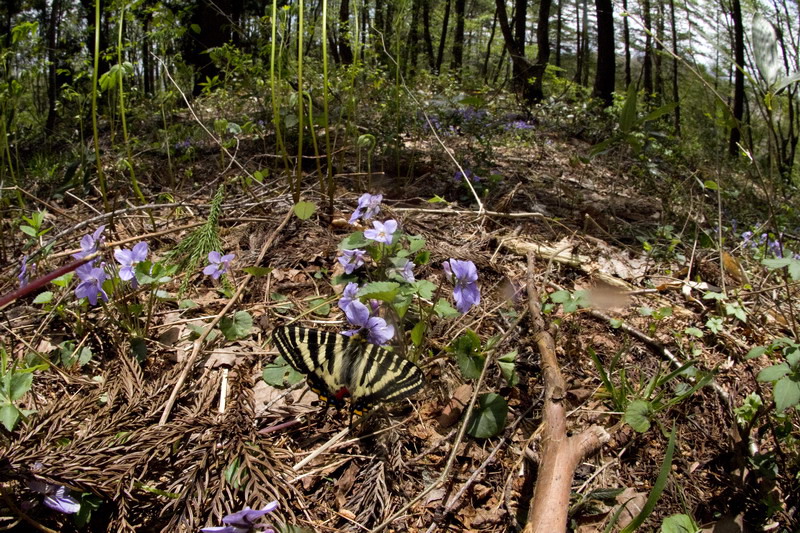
[{"xmin": 0, "ymin": 100, "xmax": 797, "ymax": 532}]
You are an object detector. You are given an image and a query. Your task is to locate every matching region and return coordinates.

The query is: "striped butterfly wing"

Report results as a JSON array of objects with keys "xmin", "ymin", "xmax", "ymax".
[{"xmin": 272, "ymin": 325, "xmax": 424, "ymax": 414}]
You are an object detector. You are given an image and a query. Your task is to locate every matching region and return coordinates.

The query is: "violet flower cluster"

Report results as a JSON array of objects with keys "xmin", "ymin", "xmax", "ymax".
[
  {"xmin": 28, "ymin": 480, "xmax": 80, "ymax": 514},
  {"xmin": 338, "ymin": 282, "xmax": 395, "ymax": 346},
  {"xmin": 201, "ymin": 501, "xmax": 279, "ymax": 533},
  {"xmin": 443, "ymin": 259, "xmax": 481, "ymax": 314}
]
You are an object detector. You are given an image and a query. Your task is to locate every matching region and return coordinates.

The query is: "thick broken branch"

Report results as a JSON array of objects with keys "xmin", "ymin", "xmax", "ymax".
[{"xmin": 523, "ymin": 253, "xmax": 610, "ymax": 533}]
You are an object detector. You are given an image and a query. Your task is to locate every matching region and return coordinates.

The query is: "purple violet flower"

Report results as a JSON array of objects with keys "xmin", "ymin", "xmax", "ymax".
[
  {"xmin": 338, "ymin": 249, "xmax": 367, "ymax": 274},
  {"xmin": 454, "ymin": 169, "xmax": 480, "ymax": 183},
  {"xmin": 19, "ymin": 255, "xmax": 34, "ymax": 288},
  {"xmin": 349, "ymin": 193, "xmax": 383, "ymax": 224},
  {"xmin": 115, "ymin": 242, "xmax": 149, "ymax": 285},
  {"xmin": 203, "ymin": 251, "xmax": 235, "ymax": 280},
  {"xmin": 364, "ymin": 219, "xmax": 397, "ymax": 245},
  {"xmin": 342, "ymin": 300, "xmax": 395, "ymax": 346},
  {"xmin": 390, "ymin": 258, "xmax": 416, "ymax": 282},
  {"xmin": 443, "ymin": 259, "xmax": 481, "ymax": 314},
  {"xmin": 75, "ymin": 263, "xmax": 109, "ymax": 306},
  {"xmin": 73, "ymin": 225, "xmax": 106, "ymax": 260},
  {"xmin": 201, "ymin": 501, "xmax": 279, "ymax": 533},
  {"xmin": 28, "ymin": 480, "xmax": 81, "ymax": 514},
  {"xmin": 338, "ymin": 282, "xmax": 360, "ymax": 312}
]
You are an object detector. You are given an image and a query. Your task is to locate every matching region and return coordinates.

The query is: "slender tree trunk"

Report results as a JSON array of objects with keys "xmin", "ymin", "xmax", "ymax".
[
  {"xmin": 422, "ymin": 0, "xmax": 436, "ymax": 70},
  {"xmin": 483, "ymin": 7, "xmax": 498, "ymax": 80},
  {"xmin": 642, "ymin": 0, "xmax": 654, "ymax": 97},
  {"xmin": 339, "ymin": 0, "xmax": 354, "ymax": 64},
  {"xmin": 555, "ymin": 0, "xmax": 562, "ymax": 69},
  {"xmin": 406, "ymin": 0, "xmax": 421, "ymax": 76},
  {"xmin": 530, "ymin": 0, "xmax": 553, "ymax": 101},
  {"xmin": 436, "ymin": 0, "xmax": 451, "ymax": 74},
  {"xmin": 495, "ymin": 0, "xmax": 537, "ymax": 102},
  {"xmin": 654, "ymin": 0, "xmax": 665, "ymax": 102},
  {"xmin": 141, "ymin": 9, "xmax": 153, "ymax": 95},
  {"xmin": 669, "ymin": 0, "xmax": 681, "ymax": 135},
  {"xmin": 593, "ymin": 0, "xmax": 615, "ymax": 106},
  {"xmin": 451, "ymin": 0, "xmax": 467, "ymax": 75},
  {"xmin": 45, "ymin": 0, "xmax": 63, "ymax": 134},
  {"xmin": 581, "ymin": 0, "xmax": 589, "ymax": 86},
  {"xmin": 622, "ymin": 0, "xmax": 631, "ymax": 87},
  {"xmin": 573, "ymin": 0, "xmax": 582, "ymax": 84},
  {"xmin": 728, "ymin": 0, "xmax": 745, "ymax": 155}
]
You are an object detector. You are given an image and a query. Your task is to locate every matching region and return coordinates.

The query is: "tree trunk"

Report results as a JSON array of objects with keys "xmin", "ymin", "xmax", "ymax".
[
  {"xmin": 183, "ymin": 0, "xmax": 236, "ymax": 95},
  {"xmin": 642, "ymin": 0, "xmax": 654, "ymax": 97},
  {"xmin": 338, "ymin": 0, "xmax": 354, "ymax": 64},
  {"xmin": 436, "ymin": 0, "xmax": 451, "ymax": 74},
  {"xmin": 581, "ymin": 0, "xmax": 589, "ymax": 86},
  {"xmin": 668, "ymin": 0, "xmax": 680, "ymax": 135},
  {"xmin": 406, "ymin": 0, "xmax": 421, "ymax": 76},
  {"xmin": 622, "ymin": 0, "xmax": 631, "ymax": 87},
  {"xmin": 654, "ymin": 0, "xmax": 665, "ymax": 103},
  {"xmin": 555, "ymin": 0, "xmax": 562, "ymax": 69},
  {"xmin": 451, "ymin": 0, "xmax": 466, "ymax": 75},
  {"xmin": 483, "ymin": 7, "xmax": 498, "ymax": 80},
  {"xmin": 593, "ymin": 0, "xmax": 615, "ymax": 107},
  {"xmin": 45, "ymin": 0, "xmax": 63, "ymax": 134},
  {"xmin": 422, "ymin": 0, "xmax": 436, "ymax": 70},
  {"xmin": 530, "ymin": 0, "xmax": 552, "ymax": 102},
  {"xmin": 728, "ymin": 0, "xmax": 744, "ymax": 155},
  {"xmin": 573, "ymin": 0, "xmax": 582, "ymax": 84},
  {"xmin": 494, "ymin": 0, "xmax": 537, "ymax": 102}
]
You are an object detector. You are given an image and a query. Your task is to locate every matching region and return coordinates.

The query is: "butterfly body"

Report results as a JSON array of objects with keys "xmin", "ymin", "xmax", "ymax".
[{"xmin": 273, "ymin": 325, "xmax": 424, "ymax": 416}]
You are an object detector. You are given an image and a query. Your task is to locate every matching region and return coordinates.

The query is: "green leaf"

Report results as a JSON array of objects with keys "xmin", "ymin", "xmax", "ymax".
[
  {"xmin": 620, "ymin": 425, "xmax": 677, "ymax": 533},
  {"xmin": 452, "ymin": 330, "xmax": 484, "ymax": 379},
  {"xmin": 705, "ymin": 316, "xmax": 723, "ymax": 334},
  {"xmin": 357, "ymin": 281, "xmax": 400, "ymax": 302},
  {"xmin": 131, "ymin": 337, "xmax": 148, "ymax": 362},
  {"xmin": 412, "ymin": 279, "xmax": 436, "ymax": 299},
  {"xmin": 624, "ymin": 399, "xmax": 652, "ymax": 432},
  {"xmin": 20, "ymin": 225, "xmax": 37, "ymax": 237},
  {"xmin": 774, "ymin": 71, "xmax": 800, "ymax": 94},
  {"xmin": 293, "ymin": 201, "xmax": 316, "ymax": 220},
  {"xmin": 178, "ymin": 299, "xmax": 198, "ymax": 309},
  {"xmin": 309, "ymin": 298, "xmax": 331, "ymax": 317},
  {"xmin": 458, "ymin": 96, "xmax": 485, "ymax": 107},
  {"xmin": 550, "ymin": 290, "xmax": 571, "ymax": 304},
  {"xmin": 619, "ymin": 82, "xmax": 639, "ymax": 133},
  {"xmin": 660, "ymin": 514, "xmax": 699, "ymax": 533},
  {"xmin": 219, "ymin": 311, "xmax": 253, "ymax": 340},
  {"xmin": 263, "ymin": 357, "xmax": 303, "ymax": 386},
  {"xmin": 410, "ymin": 322, "xmax": 425, "ymax": 347},
  {"xmin": 190, "ymin": 23, "xmax": 201, "ymax": 33},
  {"xmin": 703, "ymin": 180, "xmax": 718, "ymax": 191},
  {"xmin": 684, "ymin": 327, "xmax": 703, "ymax": 338},
  {"xmin": 774, "ymin": 376, "xmax": 800, "ymax": 412},
  {"xmin": 406, "ymin": 234, "xmax": 426, "ymax": 253},
  {"xmin": 427, "ymin": 195, "xmax": 447, "ymax": 203},
  {"xmin": 187, "ymin": 323, "xmax": 219, "ymax": 342},
  {"xmin": 466, "ymin": 393, "xmax": 508, "ymax": 438},
  {"xmin": 243, "ymin": 267, "xmax": 273, "ymax": 277},
  {"xmin": 33, "ymin": 292, "xmax": 53, "ymax": 304},
  {"xmin": 0, "ymin": 404, "xmax": 21, "ymax": 431},
  {"xmin": 642, "ymin": 102, "xmax": 677, "ymax": 122},
  {"xmin": 498, "ymin": 350, "xmax": 520, "ymax": 387},
  {"xmin": 757, "ymin": 363, "xmax": 790, "ymax": 382},
  {"xmin": 51, "ymin": 272, "xmax": 74, "ymax": 287},
  {"xmin": 434, "ymin": 298, "xmax": 460, "ymax": 318},
  {"xmin": 9, "ymin": 372, "xmax": 33, "ymax": 402},
  {"xmin": 338, "ymin": 232, "xmax": 370, "ymax": 250}
]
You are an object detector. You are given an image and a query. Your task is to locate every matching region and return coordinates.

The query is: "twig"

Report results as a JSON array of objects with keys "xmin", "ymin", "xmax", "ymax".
[
  {"xmin": 158, "ymin": 208, "xmax": 293, "ymax": 425},
  {"xmin": 369, "ymin": 308, "xmax": 529, "ymax": 533},
  {"xmin": 292, "ymin": 427, "xmax": 350, "ymax": 471}
]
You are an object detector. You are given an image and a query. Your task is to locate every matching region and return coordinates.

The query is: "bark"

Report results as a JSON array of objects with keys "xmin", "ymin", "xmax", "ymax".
[
  {"xmin": 593, "ymin": 0, "xmax": 615, "ymax": 107},
  {"xmin": 451, "ymin": 0, "xmax": 467, "ymax": 75},
  {"xmin": 183, "ymin": 0, "xmax": 238, "ymax": 95},
  {"xmin": 669, "ymin": 0, "xmax": 681, "ymax": 135},
  {"xmin": 622, "ymin": 0, "xmax": 631, "ymax": 87},
  {"xmin": 483, "ymin": 7, "xmax": 498, "ymax": 80},
  {"xmin": 642, "ymin": 0, "xmax": 654, "ymax": 97},
  {"xmin": 530, "ymin": 0, "xmax": 553, "ymax": 102},
  {"xmin": 495, "ymin": 0, "xmax": 537, "ymax": 102},
  {"xmin": 422, "ymin": 0, "xmax": 436, "ymax": 70},
  {"xmin": 522, "ymin": 253, "xmax": 609, "ymax": 533},
  {"xmin": 436, "ymin": 0, "xmax": 451, "ymax": 74},
  {"xmin": 45, "ymin": 0, "xmax": 63, "ymax": 134},
  {"xmin": 573, "ymin": 0, "xmax": 582, "ymax": 84},
  {"xmin": 406, "ymin": 0, "xmax": 421, "ymax": 75},
  {"xmin": 728, "ymin": 0, "xmax": 744, "ymax": 155},
  {"xmin": 654, "ymin": 0, "xmax": 665, "ymax": 102},
  {"xmin": 580, "ymin": 0, "xmax": 589, "ymax": 86},
  {"xmin": 555, "ymin": 0, "xmax": 562, "ymax": 69},
  {"xmin": 338, "ymin": 0, "xmax": 354, "ymax": 64}
]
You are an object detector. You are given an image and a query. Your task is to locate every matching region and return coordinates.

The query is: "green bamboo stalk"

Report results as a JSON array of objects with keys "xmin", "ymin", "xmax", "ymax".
[
  {"xmin": 295, "ymin": 0, "xmax": 305, "ymax": 203},
  {"xmin": 91, "ymin": 0, "xmax": 108, "ymax": 212}
]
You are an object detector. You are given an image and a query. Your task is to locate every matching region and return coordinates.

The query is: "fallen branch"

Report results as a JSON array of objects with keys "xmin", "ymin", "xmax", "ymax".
[{"xmin": 523, "ymin": 252, "xmax": 610, "ymax": 533}]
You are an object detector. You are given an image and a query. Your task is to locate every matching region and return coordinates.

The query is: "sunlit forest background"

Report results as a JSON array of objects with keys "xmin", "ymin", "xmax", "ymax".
[{"xmin": 1, "ymin": 0, "xmax": 799, "ymax": 531}]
